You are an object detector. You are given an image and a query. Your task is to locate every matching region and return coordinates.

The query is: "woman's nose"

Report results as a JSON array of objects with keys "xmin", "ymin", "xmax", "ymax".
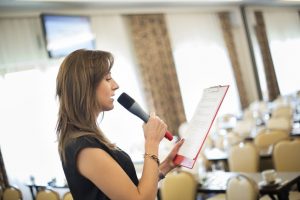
[{"xmin": 113, "ymin": 79, "xmax": 119, "ymax": 90}]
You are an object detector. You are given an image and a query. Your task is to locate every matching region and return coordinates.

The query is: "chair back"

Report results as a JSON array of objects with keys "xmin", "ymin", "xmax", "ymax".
[
  {"xmin": 266, "ymin": 117, "xmax": 291, "ymax": 132},
  {"xmin": 233, "ymin": 119, "xmax": 255, "ymax": 139},
  {"xmin": 2, "ymin": 186, "xmax": 22, "ymax": 200},
  {"xmin": 271, "ymin": 105, "xmax": 293, "ymax": 119},
  {"xmin": 62, "ymin": 191, "xmax": 73, "ymax": 200},
  {"xmin": 273, "ymin": 140, "xmax": 300, "ymax": 171},
  {"xmin": 216, "ymin": 114, "xmax": 237, "ymax": 131},
  {"xmin": 35, "ymin": 188, "xmax": 60, "ymax": 200},
  {"xmin": 226, "ymin": 174, "xmax": 259, "ymax": 200},
  {"xmin": 160, "ymin": 171, "xmax": 197, "ymax": 200},
  {"xmin": 254, "ymin": 129, "xmax": 289, "ymax": 151},
  {"xmin": 228, "ymin": 142, "xmax": 259, "ymax": 172}
]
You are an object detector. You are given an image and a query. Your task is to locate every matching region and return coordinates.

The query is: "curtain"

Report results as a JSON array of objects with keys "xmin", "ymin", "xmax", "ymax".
[
  {"xmin": 0, "ymin": 147, "xmax": 9, "ymax": 188},
  {"xmin": 218, "ymin": 12, "xmax": 249, "ymax": 109},
  {"xmin": 254, "ymin": 11, "xmax": 280, "ymax": 101},
  {"xmin": 126, "ymin": 14, "xmax": 186, "ymax": 136}
]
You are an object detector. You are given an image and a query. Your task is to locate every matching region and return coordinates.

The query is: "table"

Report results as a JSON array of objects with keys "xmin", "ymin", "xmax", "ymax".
[{"xmin": 198, "ymin": 171, "xmax": 300, "ymax": 200}]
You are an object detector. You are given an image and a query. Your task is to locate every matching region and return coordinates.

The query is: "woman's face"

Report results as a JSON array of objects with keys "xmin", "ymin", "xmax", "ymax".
[{"xmin": 96, "ymin": 72, "xmax": 119, "ymax": 112}]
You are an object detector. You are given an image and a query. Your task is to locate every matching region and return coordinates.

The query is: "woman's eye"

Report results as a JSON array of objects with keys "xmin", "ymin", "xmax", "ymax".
[{"xmin": 106, "ymin": 73, "xmax": 112, "ymax": 81}]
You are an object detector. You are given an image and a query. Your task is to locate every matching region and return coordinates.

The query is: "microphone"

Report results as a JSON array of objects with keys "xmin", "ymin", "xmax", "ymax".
[{"xmin": 117, "ymin": 92, "xmax": 173, "ymax": 141}]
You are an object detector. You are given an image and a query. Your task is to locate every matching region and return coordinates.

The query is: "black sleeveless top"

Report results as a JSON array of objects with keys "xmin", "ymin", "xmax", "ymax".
[{"xmin": 62, "ymin": 136, "xmax": 139, "ymax": 200}]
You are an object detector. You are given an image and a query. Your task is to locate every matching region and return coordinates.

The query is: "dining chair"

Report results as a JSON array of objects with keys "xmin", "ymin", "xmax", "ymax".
[
  {"xmin": 2, "ymin": 186, "xmax": 23, "ymax": 200},
  {"xmin": 62, "ymin": 191, "xmax": 73, "ymax": 200},
  {"xmin": 160, "ymin": 170, "xmax": 197, "ymax": 200},
  {"xmin": 243, "ymin": 108, "xmax": 254, "ymax": 120},
  {"xmin": 226, "ymin": 174, "xmax": 259, "ymax": 200},
  {"xmin": 272, "ymin": 96, "xmax": 291, "ymax": 109},
  {"xmin": 206, "ymin": 174, "xmax": 271, "ymax": 200},
  {"xmin": 271, "ymin": 105, "xmax": 293, "ymax": 119},
  {"xmin": 35, "ymin": 188, "xmax": 60, "ymax": 200},
  {"xmin": 225, "ymin": 132, "xmax": 243, "ymax": 148},
  {"xmin": 249, "ymin": 100, "xmax": 268, "ymax": 115},
  {"xmin": 216, "ymin": 114, "xmax": 237, "ymax": 131},
  {"xmin": 254, "ymin": 129, "xmax": 289, "ymax": 152},
  {"xmin": 266, "ymin": 117, "xmax": 292, "ymax": 132},
  {"xmin": 228, "ymin": 142, "xmax": 259, "ymax": 172},
  {"xmin": 273, "ymin": 140, "xmax": 300, "ymax": 171},
  {"xmin": 233, "ymin": 119, "xmax": 256, "ymax": 139},
  {"xmin": 273, "ymin": 140, "xmax": 300, "ymax": 200}
]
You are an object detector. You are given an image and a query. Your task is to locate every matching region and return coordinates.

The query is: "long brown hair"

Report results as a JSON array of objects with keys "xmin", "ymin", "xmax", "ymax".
[{"xmin": 56, "ymin": 49, "xmax": 116, "ymax": 162}]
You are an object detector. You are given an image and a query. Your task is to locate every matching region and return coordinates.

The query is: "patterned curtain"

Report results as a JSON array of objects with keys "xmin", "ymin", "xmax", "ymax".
[
  {"xmin": 0, "ymin": 147, "xmax": 9, "ymax": 188},
  {"xmin": 218, "ymin": 12, "xmax": 249, "ymax": 109},
  {"xmin": 254, "ymin": 11, "xmax": 280, "ymax": 101},
  {"xmin": 126, "ymin": 14, "xmax": 186, "ymax": 136}
]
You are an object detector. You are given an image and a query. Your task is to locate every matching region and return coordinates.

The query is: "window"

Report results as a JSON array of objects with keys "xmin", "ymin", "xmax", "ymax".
[{"xmin": 166, "ymin": 13, "xmax": 241, "ymax": 121}]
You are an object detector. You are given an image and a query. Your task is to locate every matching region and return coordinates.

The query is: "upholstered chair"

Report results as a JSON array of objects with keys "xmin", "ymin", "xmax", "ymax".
[
  {"xmin": 160, "ymin": 171, "xmax": 197, "ymax": 200},
  {"xmin": 2, "ymin": 186, "xmax": 22, "ymax": 200},
  {"xmin": 228, "ymin": 142, "xmax": 259, "ymax": 172},
  {"xmin": 273, "ymin": 140, "xmax": 300, "ymax": 171},
  {"xmin": 35, "ymin": 188, "xmax": 60, "ymax": 200}
]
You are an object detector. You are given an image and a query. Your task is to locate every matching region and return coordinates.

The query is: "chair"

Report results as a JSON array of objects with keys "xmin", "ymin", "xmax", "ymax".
[
  {"xmin": 62, "ymin": 191, "xmax": 73, "ymax": 200},
  {"xmin": 224, "ymin": 132, "xmax": 243, "ymax": 148},
  {"xmin": 249, "ymin": 100, "xmax": 268, "ymax": 115},
  {"xmin": 216, "ymin": 114, "xmax": 237, "ymax": 131},
  {"xmin": 206, "ymin": 174, "xmax": 271, "ymax": 200},
  {"xmin": 35, "ymin": 188, "xmax": 60, "ymax": 200},
  {"xmin": 273, "ymin": 140, "xmax": 300, "ymax": 200},
  {"xmin": 160, "ymin": 171, "xmax": 197, "ymax": 200},
  {"xmin": 233, "ymin": 119, "xmax": 256, "ymax": 139},
  {"xmin": 266, "ymin": 117, "xmax": 292, "ymax": 132},
  {"xmin": 254, "ymin": 129, "xmax": 289, "ymax": 152},
  {"xmin": 226, "ymin": 174, "xmax": 259, "ymax": 200},
  {"xmin": 272, "ymin": 96, "xmax": 291, "ymax": 109},
  {"xmin": 2, "ymin": 186, "xmax": 23, "ymax": 200},
  {"xmin": 273, "ymin": 140, "xmax": 300, "ymax": 171},
  {"xmin": 228, "ymin": 142, "xmax": 259, "ymax": 172},
  {"xmin": 271, "ymin": 105, "xmax": 293, "ymax": 119}
]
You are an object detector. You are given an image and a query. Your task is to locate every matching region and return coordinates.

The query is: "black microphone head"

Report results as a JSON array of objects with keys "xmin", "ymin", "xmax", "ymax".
[{"xmin": 117, "ymin": 92, "xmax": 135, "ymax": 109}]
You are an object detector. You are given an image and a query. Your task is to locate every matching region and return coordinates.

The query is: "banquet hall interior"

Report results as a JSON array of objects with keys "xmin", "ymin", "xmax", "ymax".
[{"xmin": 0, "ymin": 0, "xmax": 300, "ymax": 199}]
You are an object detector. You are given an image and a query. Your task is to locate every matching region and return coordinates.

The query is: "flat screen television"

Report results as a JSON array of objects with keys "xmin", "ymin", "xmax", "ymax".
[{"xmin": 40, "ymin": 14, "xmax": 96, "ymax": 58}]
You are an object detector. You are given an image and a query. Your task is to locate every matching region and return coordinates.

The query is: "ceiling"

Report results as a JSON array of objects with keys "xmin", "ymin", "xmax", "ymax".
[{"xmin": 0, "ymin": 0, "xmax": 299, "ymax": 11}]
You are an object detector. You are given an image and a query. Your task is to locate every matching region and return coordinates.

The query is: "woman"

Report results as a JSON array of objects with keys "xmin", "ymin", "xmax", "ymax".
[{"xmin": 56, "ymin": 49, "xmax": 184, "ymax": 200}]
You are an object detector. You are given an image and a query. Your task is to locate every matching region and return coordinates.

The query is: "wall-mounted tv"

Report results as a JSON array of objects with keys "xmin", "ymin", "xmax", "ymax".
[{"xmin": 40, "ymin": 14, "xmax": 96, "ymax": 58}]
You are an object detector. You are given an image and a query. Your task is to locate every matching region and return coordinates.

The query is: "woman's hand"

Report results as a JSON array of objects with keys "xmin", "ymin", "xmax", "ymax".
[
  {"xmin": 159, "ymin": 138, "xmax": 185, "ymax": 175},
  {"xmin": 143, "ymin": 112, "xmax": 167, "ymax": 145},
  {"xmin": 143, "ymin": 112, "xmax": 167, "ymax": 155}
]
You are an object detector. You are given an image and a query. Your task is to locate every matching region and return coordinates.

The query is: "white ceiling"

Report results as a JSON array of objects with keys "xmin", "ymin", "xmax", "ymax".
[{"xmin": 0, "ymin": 0, "xmax": 299, "ymax": 11}]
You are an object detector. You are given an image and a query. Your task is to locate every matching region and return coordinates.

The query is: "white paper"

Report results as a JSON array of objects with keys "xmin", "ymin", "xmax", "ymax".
[{"xmin": 178, "ymin": 86, "xmax": 228, "ymax": 159}]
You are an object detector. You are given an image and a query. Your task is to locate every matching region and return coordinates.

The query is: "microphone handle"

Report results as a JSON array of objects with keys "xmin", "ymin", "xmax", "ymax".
[
  {"xmin": 164, "ymin": 131, "xmax": 174, "ymax": 141},
  {"xmin": 143, "ymin": 114, "xmax": 173, "ymax": 141},
  {"xmin": 130, "ymin": 103, "xmax": 173, "ymax": 141}
]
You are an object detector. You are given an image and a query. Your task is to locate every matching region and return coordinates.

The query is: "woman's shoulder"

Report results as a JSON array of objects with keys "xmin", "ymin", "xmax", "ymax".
[{"xmin": 66, "ymin": 133, "xmax": 107, "ymax": 152}]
